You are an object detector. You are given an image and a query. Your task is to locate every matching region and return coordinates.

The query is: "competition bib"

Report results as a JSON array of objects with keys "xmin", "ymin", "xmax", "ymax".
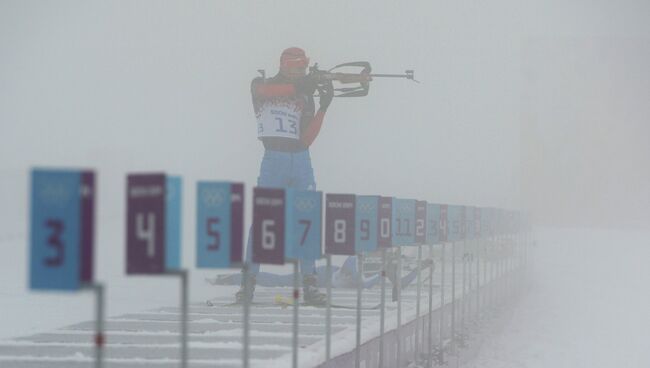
[{"xmin": 257, "ymin": 103, "xmax": 302, "ymax": 140}]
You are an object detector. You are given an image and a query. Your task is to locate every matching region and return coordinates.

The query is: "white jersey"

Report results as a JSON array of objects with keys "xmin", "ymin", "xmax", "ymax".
[{"xmin": 257, "ymin": 101, "xmax": 303, "ymax": 140}]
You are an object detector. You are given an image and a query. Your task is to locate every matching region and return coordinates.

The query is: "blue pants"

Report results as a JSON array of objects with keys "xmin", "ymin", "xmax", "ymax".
[{"xmin": 246, "ymin": 149, "xmax": 317, "ymax": 276}]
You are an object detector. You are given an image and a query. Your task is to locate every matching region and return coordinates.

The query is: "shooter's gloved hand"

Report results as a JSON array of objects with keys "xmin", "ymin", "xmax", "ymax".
[
  {"xmin": 293, "ymin": 76, "xmax": 318, "ymax": 96},
  {"xmin": 317, "ymin": 80, "xmax": 334, "ymax": 112}
]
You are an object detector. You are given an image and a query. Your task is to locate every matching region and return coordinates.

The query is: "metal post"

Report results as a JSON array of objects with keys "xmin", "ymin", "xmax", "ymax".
[
  {"xmin": 326, "ymin": 254, "xmax": 332, "ymax": 360},
  {"xmin": 293, "ymin": 260, "xmax": 299, "ymax": 368},
  {"xmin": 179, "ymin": 270, "xmax": 188, "ymax": 368},
  {"xmin": 242, "ymin": 263, "xmax": 250, "ymax": 368},
  {"xmin": 493, "ymin": 237, "xmax": 497, "ymax": 308},
  {"xmin": 396, "ymin": 246, "xmax": 402, "ymax": 367},
  {"xmin": 481, "ymin": 239, "xmax": 486, "ymax": 311},
  {"xmin": 450, "ymin": 241, "xmax": 456, "ymax": 345},
  {"xmin": 496, "ymin": 236, "xmax": 500, "ymax": 307},
  {"xmin": 508, "ymin": 234, "xmax": 512, "ymax": 299},
  {"xmin": 492, "ymin": 236, "xmax": 497, "ymax": 308},
  {"xmin": 460, "ymin": 240, "xmax": 466, "ymax": 341},
  {"xmin": 486, "ymin": 238, "xmax": 490, "ymax": 309},
  {"xmin": 493, "ymin": 236, "xmax": 498, "ymax": 308},
  {"xmin": 499, "ymin": 235, "xmax": 503, "ymax": 306},
  {"xmin": 504, "ymin": 235, "xmax": 509, "ymax": 301},
  {"xmin": 439, "ymin": 242, "xmax": 446, "ymax": 364},
  {"xmin": 355, "ymin": 254, "xmax": 363, "ymax": 368},
  {"xmin": 466, "ymin": 243, "xmax": 471, "ymax": 326},
  {"xmin": 415, "ymin": 245, "xmax": 422, "ymax": 364},
  {"xmin": 92, "ymin": 283, "xmax": 104, "ymax": 368},
  {"xmin": 503, "ymin": 236, "xmax": 506, "ymax": 302},
  {"xmin": 379, "ymin": 249, "xmax": 386, "ymax": 368},
  {"xmin": 427, "ymin": 245, "xmax": 434, "ymax": 368},
  {"xmin": 497, "ymin": 236, "xmax": 501, "ymax": 305},
  {"xmin": 476, "ymin": 238, "xmax": 480, "ymax": 322}
]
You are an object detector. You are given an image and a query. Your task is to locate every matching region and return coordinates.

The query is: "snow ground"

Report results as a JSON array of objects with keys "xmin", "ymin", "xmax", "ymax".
[
  {"xmin": 3, "ymin": 221, "xmax": 649, "ymax": 367},
  {"xmin": 464, "ymin": 228, "xmax": 650, "ymax": 368}
]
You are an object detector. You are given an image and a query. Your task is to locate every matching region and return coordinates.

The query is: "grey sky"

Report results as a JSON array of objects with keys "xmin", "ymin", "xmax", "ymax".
[{"xmin": 1, "ymin": 0, "xmax": 649, "ymax": 228}]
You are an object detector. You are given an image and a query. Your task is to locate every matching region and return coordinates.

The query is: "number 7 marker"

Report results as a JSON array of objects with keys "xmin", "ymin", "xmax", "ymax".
[{"xmin": 287, "ymin": 189, "xmax": 322, "ymax": 261}]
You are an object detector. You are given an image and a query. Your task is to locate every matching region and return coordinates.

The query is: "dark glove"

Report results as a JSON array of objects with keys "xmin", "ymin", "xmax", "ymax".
[
  {"xmin": 293, "ymin": 76, "xmax": 318, "ymax": 96},
  {"xmin": 317, "ymin": 80, "xmax": 334, "ymax": 112}
]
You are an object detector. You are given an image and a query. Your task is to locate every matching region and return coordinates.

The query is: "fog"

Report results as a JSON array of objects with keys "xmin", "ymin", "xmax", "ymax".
[
  {"xmin": 2, "ymin": 1, "xmax": 649, "ymax": 228},
  {"xmin": 1, "ymin": 0, "xmax": 649, "ymax": 366}
]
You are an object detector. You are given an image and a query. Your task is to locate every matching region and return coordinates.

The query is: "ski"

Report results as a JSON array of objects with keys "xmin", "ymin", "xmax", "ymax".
[
  {"xmin": 274, "ymin": 294, "xmax": 381, "ymax": 310},
  {"xmin": 205, "ymin": 298, "xmax": 270, "ymax": 308}
]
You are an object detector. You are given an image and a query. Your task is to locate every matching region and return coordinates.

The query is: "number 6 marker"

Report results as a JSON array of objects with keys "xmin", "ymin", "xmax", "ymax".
[{"xmin": 252, "ymin": 187, "xmax": 286, "ymax": 265}]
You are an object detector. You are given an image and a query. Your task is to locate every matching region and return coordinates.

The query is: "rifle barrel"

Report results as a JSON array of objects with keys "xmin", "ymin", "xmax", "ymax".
[{"xmin": 369, "ymin": 73, "xmax": 411, "ymax": 79}]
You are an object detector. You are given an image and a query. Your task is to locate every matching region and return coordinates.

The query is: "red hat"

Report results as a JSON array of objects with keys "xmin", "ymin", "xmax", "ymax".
[{"xmin": 280, "ymin": 47, "xmax": 309, "ymax": 70}]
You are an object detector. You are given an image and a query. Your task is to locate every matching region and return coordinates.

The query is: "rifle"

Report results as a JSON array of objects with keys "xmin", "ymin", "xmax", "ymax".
[{"xmin": 258, "ymin": 61, "xmax": 418, "ymax": 98}]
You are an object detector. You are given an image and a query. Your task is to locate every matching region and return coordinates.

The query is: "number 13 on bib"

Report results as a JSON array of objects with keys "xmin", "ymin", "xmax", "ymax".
[{"xmin": 257, "ymin": 105, "xmax": 301, "ymax": 140}]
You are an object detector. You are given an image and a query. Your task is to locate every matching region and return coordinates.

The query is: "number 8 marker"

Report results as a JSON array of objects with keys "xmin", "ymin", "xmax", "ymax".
[{"xmin": 325, "ymin": 194, "xmax": 356, "ymax": 255}]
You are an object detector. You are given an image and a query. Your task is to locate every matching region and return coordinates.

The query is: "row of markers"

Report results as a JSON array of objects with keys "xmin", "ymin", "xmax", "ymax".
[{"xmin": 29, "ymin": 169, "xmax": 528, "ymax": 292}]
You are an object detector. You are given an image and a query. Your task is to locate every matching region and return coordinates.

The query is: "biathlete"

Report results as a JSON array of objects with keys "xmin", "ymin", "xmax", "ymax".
[{"xmin": 235, "ymin": 47, "xmax": 333, "ymax": 305}]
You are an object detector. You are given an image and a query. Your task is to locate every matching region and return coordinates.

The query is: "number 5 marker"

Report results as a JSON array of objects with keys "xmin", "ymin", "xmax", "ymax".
[{"xmin": 196, "ymin": 182, "xmax": 244, "ymax": 269}]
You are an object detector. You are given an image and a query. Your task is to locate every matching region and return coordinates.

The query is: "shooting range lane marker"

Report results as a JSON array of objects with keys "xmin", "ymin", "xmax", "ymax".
[
  {"xmin": 29, "ymin": 169, "xmax": 104, "ymax": 368},
  {"xmin": 125, "ymin": 173, "xmax": 187, "ymax": 368}
]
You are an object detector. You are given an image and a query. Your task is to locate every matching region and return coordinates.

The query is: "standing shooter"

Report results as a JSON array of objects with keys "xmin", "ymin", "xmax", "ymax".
[{"xmin": 235, "ymin": 47, "xmax": 333, "ymax": 305}]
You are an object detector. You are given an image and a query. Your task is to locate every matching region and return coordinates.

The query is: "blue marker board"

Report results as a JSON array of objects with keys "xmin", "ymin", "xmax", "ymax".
[
  {"xmin": 355, "ymin": 195, "xmax": 379, "ymax": 254},
  {"xmin": 196, "ymin": 182, "xmax": 244, "ymax": 268},
  {"xmin": 287, "ymin": 190, "xmax": 322, "ymax": 261},
  {"xmin": 30, "ymin": 169, "xmax": 95, "ymax": 291},
  {"xmin": 392, "ymin": 199, "xmax": 416, "ymax": 246}
]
